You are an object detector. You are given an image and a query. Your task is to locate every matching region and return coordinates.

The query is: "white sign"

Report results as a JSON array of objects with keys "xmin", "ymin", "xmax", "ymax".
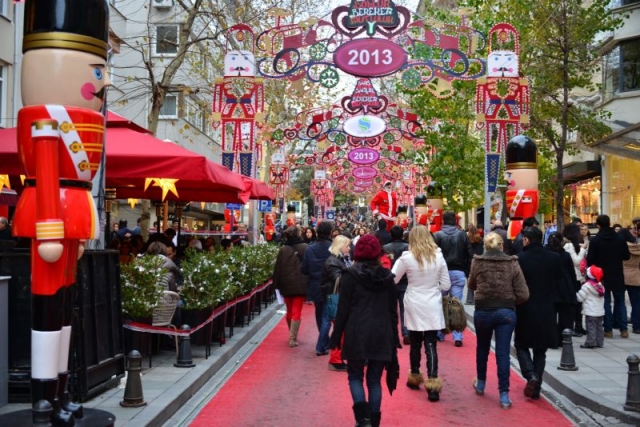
[
  {"xmin": 326, "ymin": 209, "xmax": 336, "ymax": 220},
  {"xmin": 343, "ymin": 115, "xmax": 386, "ymax": 138},
  {"xmin": 271, "ymin": 148, "xmax": 285, "ymax": 164},
  {"xmin": 314, "ymin": 170, "xmax": 326, "ymax": 179}
]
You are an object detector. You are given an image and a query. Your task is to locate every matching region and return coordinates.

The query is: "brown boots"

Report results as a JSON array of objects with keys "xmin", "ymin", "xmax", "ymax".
[
  {"xmin": 425, "ymin": 377, "xmax": 442, "ymax": 402},
  {"xmin": 406, "ymin": 371, "xmax": 424, "ymax": 390},
  {"xmin": 289, "ymin": 320, "xmax": 300, "ymax": 347}
]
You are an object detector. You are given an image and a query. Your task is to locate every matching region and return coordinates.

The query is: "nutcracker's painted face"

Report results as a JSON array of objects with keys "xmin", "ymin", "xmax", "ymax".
[
  {"xmin": 487, "ymin": 50, "xmax": 519, "ymax": 77},
  {"xmin": 505, "ymin": 169, "xmax": 538, "ymax": 191},
  {"xmin": 224, "ymin": 50, "xmax": 255, "ymax": 76},
  {"xmin": 22, "ymin": 49, "xmax": 111, "ymax": 111}
]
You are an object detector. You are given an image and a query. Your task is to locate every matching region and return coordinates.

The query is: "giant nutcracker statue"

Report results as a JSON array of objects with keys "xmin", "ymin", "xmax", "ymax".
[
  {"xmin": 370, "ymin": 180, "xmax": 398, "ymax": 231},
  {"xmin": 415, "ymin": 195, "xmax": 429, "ymax": 227},
  {"xmin": 505, "ymin": 135, "xmax": 538, "ymax": 240},
  {"xmin": 286, "ymin": 204, "xmax": 297, "ymax": 227},
  {"xmin": 212, "ymin": 24, "xmax": 265, "ymax": 177},
  {"xmin": 397, "ymin": 205, "xmax": 409, "ymax": 230},
  {"xmin": 264, "ymin": 203, "xmax": 277, "ymax": 242},
  {"xmin": 475, "ymin": 23, "xmax": 529, "ymax": 154},
  {"xmin": 10, "ymin": 0, "xmax": 111, "ymax": 425},
  {"xmin": 427, "ymin": 182, "xmax": 444, "ymax": 233}
]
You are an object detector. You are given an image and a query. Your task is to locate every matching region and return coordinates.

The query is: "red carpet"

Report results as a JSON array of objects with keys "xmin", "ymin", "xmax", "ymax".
[{"xmin": 191, "ymin": 304, "xmax": 574, "ymax": 426}]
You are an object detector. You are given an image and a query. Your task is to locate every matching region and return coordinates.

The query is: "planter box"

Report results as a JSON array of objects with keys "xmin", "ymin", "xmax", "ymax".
[{"xmin": 0, "ymin": 249, "xmax": 126, "ymax": 403}]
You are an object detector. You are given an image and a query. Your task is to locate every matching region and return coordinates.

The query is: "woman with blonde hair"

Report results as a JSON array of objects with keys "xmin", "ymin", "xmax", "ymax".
[
  {"xmin": 468, "ymin": 232, "xmax": 529, "ymax": 408},
  {"xmin": 391, "ymin": 225, "xmax": 451, "ymax": 402},
  {"xmin": 321, "ymin": 235, "xmax": 353, "ymax": 371}
]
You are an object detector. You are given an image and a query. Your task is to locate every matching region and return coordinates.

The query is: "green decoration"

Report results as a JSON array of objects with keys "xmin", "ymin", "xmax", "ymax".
[
  {"xmin": 272, "ymin": 129, "xmax": 284, "ymax": 141},
  {"xmin": 401, "ymin": 68, "xmax": 421, "ymax": 89},
  {"xmin": 319, "ymin": 68, "xmax": 340, "ymax": 88},
  {"xmin": 309, "ymin": 42, "xmax": 327, "ymax": 61},
  {"xmin": 383, "ymin": 132, "xmax": 395, "ymax": 144}
]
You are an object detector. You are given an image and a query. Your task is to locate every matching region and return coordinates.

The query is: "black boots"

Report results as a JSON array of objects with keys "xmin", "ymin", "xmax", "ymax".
[
  {"xmin": 370, "ymin": 410, "xmax": 381, "ymax": 427},
  {"xmin": 31, "ymin": 378, "xmax": 74, "ymax": 426},
  {"xmin": 425, "ymin": 341, "xmax": 441, "ymax": 402},
  {"xmin": 352, "ymin": 401, "xmax": 372, "ymax": 427},
  {"xmin": 59, "ymin": 371, "xmax": 83, "ymax": 418}
]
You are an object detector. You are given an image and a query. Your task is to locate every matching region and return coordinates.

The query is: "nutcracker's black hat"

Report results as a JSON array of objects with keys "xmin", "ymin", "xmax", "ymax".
[
  {"xmin": 414, "ymin": 195, "xmax": 427, "ymax": 207},
  {"xmin": 23, "ymin": 0, "xmax": 110, "ymax": 60},
  {"xmin": 397, "ymin": 205, "xmax": 408, "ymax": 214},
  {"xmin": 506, "ymin": 135, "xmax": 537, "ymax": 169}
]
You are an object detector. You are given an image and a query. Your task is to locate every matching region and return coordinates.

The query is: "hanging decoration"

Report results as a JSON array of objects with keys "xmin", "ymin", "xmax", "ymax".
[
  {"xmin": 212, "ymin": 24, "xmax": 265, "ymax": 178},
  {"xmin": 255, "ymin": 3, "xmax": 486, "ymax": 97}
]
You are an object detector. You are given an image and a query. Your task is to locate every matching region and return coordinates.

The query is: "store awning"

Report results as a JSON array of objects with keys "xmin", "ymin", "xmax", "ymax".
[
  {"xmin": 243, "ymin": 176, "xmax": 275, "ymax": 200},
  {"xmin": 562, "ymin": 160, "xmax": 601, "ymax": 184},
  {"xmin": 581, "ymin": 120, "xmax": 640, "ymax": 160},
  {"xmin": 0, "ymin": 124, "xmax": 250, "ymax": 204}
]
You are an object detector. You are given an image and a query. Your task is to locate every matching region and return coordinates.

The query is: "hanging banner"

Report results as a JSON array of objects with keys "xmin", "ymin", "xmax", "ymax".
[{"xmin": 486, "ymin": 153, "xmax": 501, "ymax": 193}]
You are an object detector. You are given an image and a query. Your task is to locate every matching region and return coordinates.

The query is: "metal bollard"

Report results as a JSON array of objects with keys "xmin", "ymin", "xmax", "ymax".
[
  {"xmin": 558, "ymin": 328, "xmax": 578, "ymax": 371},
  {"xmin": 120, "ymin": 350, "xmax": 147, "ymax": 407},
  {"xmin": 174, "ymin": 325, "xmax": 195, "ymax": 368},
  {"xmin": 624, "ymin": 354, "xmax": 640, "ymax": 412}
]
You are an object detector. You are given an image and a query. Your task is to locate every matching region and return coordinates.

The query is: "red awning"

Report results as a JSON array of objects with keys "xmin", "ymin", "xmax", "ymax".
[
  {"xmin": 243, "ymin": 176, "xmax": 275, "ymax": 200},
  {"xmin": 0, "ymin": 124, "xmax": 250, "ymax": 203}
]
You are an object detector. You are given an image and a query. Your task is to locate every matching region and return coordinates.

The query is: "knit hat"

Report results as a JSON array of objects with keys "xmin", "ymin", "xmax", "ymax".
[
  {"xmin": 354, "ymin": 234, "xmax": 381, "ymax": 261},
  {"xmin": 586, "ymin": 265, "xmax": 604, "ymax": 282}
]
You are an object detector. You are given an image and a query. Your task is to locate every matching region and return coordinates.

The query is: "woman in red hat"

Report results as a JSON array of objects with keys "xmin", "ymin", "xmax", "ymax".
[{"xmin": 329, "ymin": 234, "xmax": 398, "ymax": 427}]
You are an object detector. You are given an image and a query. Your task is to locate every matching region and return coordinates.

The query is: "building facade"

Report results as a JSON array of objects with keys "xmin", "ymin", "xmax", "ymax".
[{"xmin": 569, "ymin": 0, "xmax": 640, "ymax": 227}]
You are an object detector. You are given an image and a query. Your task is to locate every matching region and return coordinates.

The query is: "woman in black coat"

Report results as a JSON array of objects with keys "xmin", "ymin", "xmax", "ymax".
[
  {"xmin": 547, "ymin": 232, "xmax": 579, "ymax": 344},
  {"xmin": 515, "ymin": 227, "xmax": 562, "ymax": 399},
  {"xmin": 272, "ymin": 226, "xmax": 308, "ymax": 347},
  {"xmin": 330, "ymin": 235, "xmax": 398, "ymax": 427}
]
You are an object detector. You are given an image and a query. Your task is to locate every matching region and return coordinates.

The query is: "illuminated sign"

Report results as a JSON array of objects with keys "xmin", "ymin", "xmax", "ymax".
[
  {"xmin": 343, "ymin": 115, "xmax": 386, "ymax": 137},
  {"xmin": 348, "ymin": 147, "xmax": 380, "ymax": 165},
  {"xmin": 334, "ymin": 39, "xmax": 407, "ymax": 77}
]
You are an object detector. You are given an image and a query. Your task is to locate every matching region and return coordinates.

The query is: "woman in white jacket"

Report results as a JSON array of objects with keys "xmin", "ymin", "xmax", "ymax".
[
  {"xmin": 391, "ymin": 225, "xmax": 451, "ymax": 402},
  {"xmin": 563, "ymin": 223, "xmax": 588, "ymax": 336}
]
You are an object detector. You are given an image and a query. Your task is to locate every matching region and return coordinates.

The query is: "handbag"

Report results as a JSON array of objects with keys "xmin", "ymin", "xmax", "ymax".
[
  {"xmin": 442, "ymin": 294, "xmax": 467, "ymax": 334},
  {"xmin": 326, "ymin": 277, "xmax": 340, "ymax": 321}
]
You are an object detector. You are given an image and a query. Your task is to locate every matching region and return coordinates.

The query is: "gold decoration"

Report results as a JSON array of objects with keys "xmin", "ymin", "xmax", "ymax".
[
  {"xmin": 0, "ymin": 175, "xmax": 11, "ymax": 189},
  {"xmin": 144, "ymin": 178, "xmax": 180, "ymax": 200},
  {"xmin": 128, "ymin": 199, "xmax": 139, "ymax": 209}
]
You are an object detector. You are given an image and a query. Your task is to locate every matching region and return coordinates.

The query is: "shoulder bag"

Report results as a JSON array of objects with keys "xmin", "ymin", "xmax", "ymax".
[{"xmin": 326, "ymin": 276, "xmax": 340, "ymax": 321}]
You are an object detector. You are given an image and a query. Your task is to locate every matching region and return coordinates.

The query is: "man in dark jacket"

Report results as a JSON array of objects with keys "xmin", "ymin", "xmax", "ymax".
[
  {"xmin": 512, "ymin": 216, "xmax": 539, "ymax": 254},
  {"xmin": 301, "ymin": 220, "xmax": 333, "ymax": 356},
  {"xmin": 515, "ymin": 227, "xmax": 562, "ymax": 400},
  {"xmin": 587, "ymin": 214, "xmax": 631, "ymax": 338},
  {"xmin": 434, "ymin": 211, "xmax": 474, "ymax": 347},
  {"xmin": 384, "ymin": 225, "xmax": 410, "ymax": 344},
  {"xmin": 375, "ymin": 219, "xmax": 392, "ymax": 245}
]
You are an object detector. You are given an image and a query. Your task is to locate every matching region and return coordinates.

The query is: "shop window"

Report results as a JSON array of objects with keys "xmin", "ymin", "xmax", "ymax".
[
  {"xmin": 159, "ymin": 93, "xmax": 178, "ymax": 119},
  {"xmin": 154, "ymin": 25, "xmax": 179, "ymax": 55},
  {"xmin": 0, "ymin": 0, "xmax": 6, "ymax": 17},
  {"xmin": 603, "ymin": 38, "xmax": 640, "ymax": 100}
]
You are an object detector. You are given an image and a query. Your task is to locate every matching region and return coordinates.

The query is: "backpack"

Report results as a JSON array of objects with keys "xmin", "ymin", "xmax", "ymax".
[{"xmin": 442, "ymin": 295, "xmax": 467, "ymax": 334}]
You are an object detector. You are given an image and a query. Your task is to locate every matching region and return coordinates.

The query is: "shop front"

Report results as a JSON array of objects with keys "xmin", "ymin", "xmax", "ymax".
[{"xmin": 604, "ymin": 155, "xmax": 640, "ymax": 226}]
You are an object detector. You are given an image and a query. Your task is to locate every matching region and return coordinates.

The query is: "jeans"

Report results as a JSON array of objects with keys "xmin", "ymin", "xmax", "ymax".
[
  {"xmin": 397, "ymin": 289, "xmax": 408, "ymax": 337},
  {"xmin": 474, "ymin": 308, "xmax": 516, "ymax": 392},
  {"xmin": 443, "ymin": 270, "xmax": 466, "ymax": 341},
  {"xmin": 516, "ymin": 346, "xmax": 547, "ymax": 392},
  {"xmin": 314, "ymin": 298, "xmax": 325, "ymax": 331},
  {"xmin": 347, "ymin": 359, "xmax": 386, "ymax": 412},
  {"xmin": 626, "ymin": 286, "xmax": 640, "ymax": 331},
  {"xmin": 604, "ymin": 288, "xmax": 627, "ymax": 332},
  {"xmin": 315, "ymin": 301, "xmax": 331, "ymax": 354}
]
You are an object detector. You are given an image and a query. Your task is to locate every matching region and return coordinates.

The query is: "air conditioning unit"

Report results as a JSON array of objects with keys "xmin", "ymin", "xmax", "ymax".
[{"xmin": 152, "ymin": 0, "xmax": 173, "ymax": 9}]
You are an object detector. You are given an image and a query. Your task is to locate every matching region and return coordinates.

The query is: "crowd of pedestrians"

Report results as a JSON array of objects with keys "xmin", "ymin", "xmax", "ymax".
[{"xmin": 270, "ymin": 206, "xmax": 639, "ymax": 426}]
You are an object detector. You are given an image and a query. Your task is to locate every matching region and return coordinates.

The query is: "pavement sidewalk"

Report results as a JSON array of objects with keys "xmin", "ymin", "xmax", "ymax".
[{"xmin": 2, "ymin": 295, "xmax": 640, "ymax": 426}]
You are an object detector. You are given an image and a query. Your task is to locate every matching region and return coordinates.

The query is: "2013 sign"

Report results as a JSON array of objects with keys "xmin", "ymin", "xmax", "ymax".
[
  {"xmin": 348, "ymin": 148, "xmax": 380, "ymax": 165},
  {"xmin": 334, "ymin": 39, "xmax": 407, "ymax": 77}
]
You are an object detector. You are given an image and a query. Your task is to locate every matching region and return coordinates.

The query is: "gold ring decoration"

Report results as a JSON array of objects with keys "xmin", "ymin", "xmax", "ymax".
[
  {"xmin": 24, "ymin": 32, "xmax": 108, "ymax": 60},
  {"xmin": 36, "ymin": 221, "xmax": 65, "ymax": 240},
  {"xmin": 504, "ymin": 162, "xmax": 537, "ymax": 169}
]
